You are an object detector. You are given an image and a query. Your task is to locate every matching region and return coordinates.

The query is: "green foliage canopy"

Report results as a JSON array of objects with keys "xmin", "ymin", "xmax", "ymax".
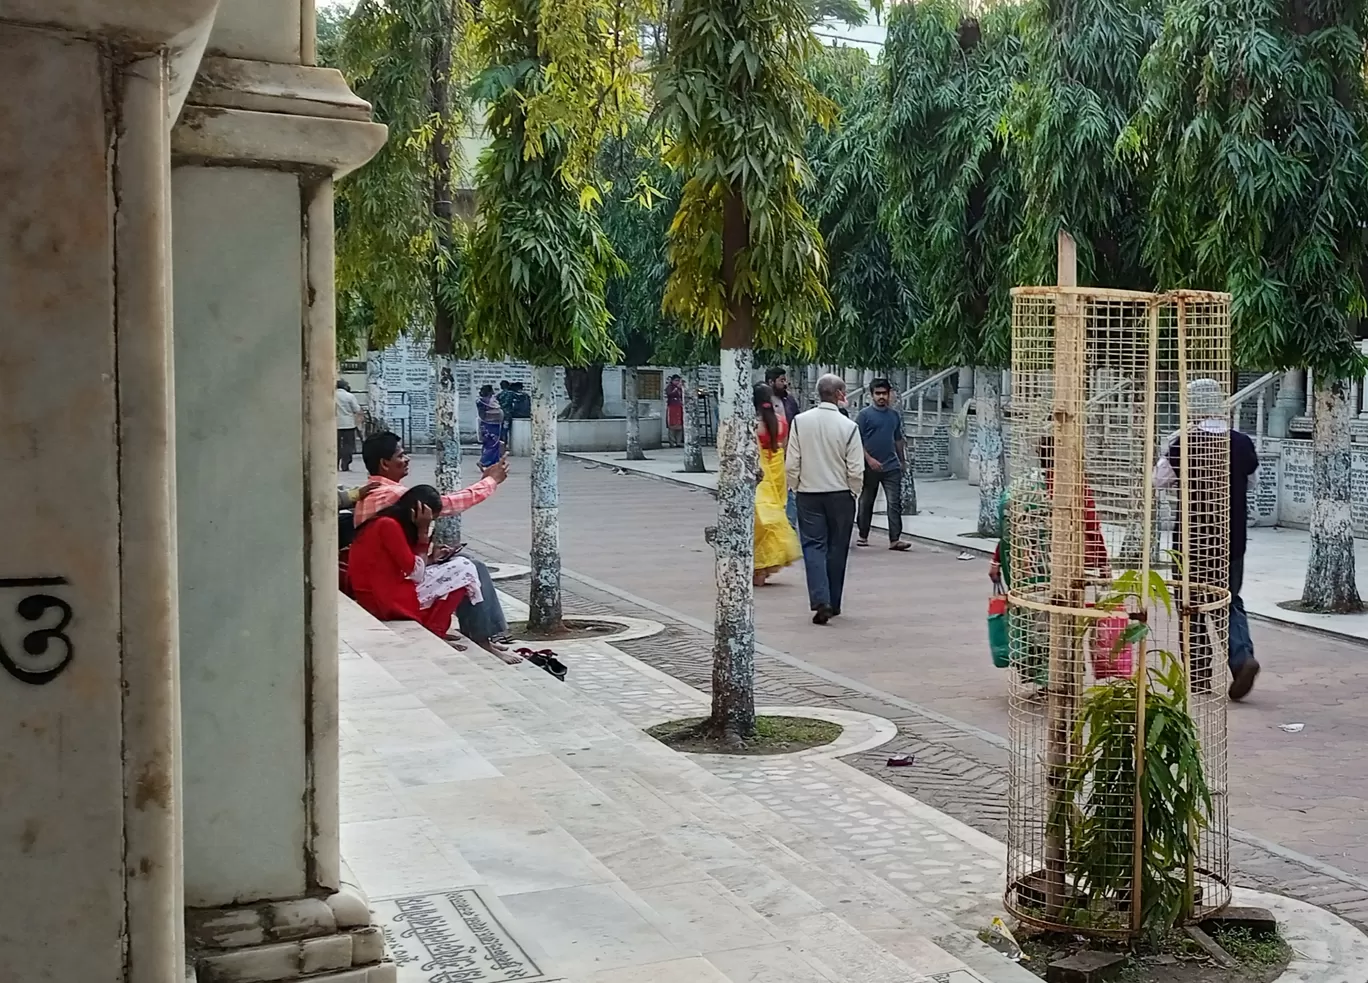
[
  {"xmin": 323, "ymin": 0, "xmax": 478, "ymax": 355},
  {"xmin": 463, "ymin": 0, "xmax": 652, "ymax": 366},
  {"xmin": 1010, "ymin": 0, "xmax": 1160, "ymax": 290},
  {"xmin": 654, "ymin": 0, "xmax": 834, "ymax": 354},
  {"xmin": 883, "ymin": 0, "xmax": 1023, "ymax": 369},
  {"xmin": 804, "ymin": 45, "xmax": 915, "ymax": 368},
  {"xmin": 1134, "ymin": 0, "xmax": 1368, "ymax": 376},
  {"xmin": 601, "ymin": 126, "xmax": 679, "ymax": 366}
]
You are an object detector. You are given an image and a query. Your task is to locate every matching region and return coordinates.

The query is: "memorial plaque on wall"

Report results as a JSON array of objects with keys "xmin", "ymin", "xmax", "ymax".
[
  {"xmin": 1251, "ymin": 438, "xmax": 1280, "ymax": 526},
  {"xmin": 1280, "ymin": 439, "xmax": 1313, "ymax": 527},
  {"xmin": 1353, "ymin": 444, "xmax": 1368, "ymax": 536},
  {"xmin": 405, "ymin": 362, "xmax": 432, "ymax": 391}
]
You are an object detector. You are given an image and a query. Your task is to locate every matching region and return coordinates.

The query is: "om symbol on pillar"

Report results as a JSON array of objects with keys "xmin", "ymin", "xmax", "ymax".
[{"xmin": 0, "ymin": 577, "xmax": 75, "ymax": 685}]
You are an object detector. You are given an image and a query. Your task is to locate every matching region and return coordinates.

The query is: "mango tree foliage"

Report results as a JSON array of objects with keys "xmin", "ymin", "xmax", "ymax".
[
  {"xmin": 463, "ymin": 0, "xmax": 653, "ymax": 633},
  {"xmin": 805, "ymin": 45, "xmax": 916, "ymax": 369},
  {"xmin": 463, "ymin": 0, "xmax": 653, "ymax": 366},
  {"xmin": 655, "ymin": 0, "xmax": 833, "ymax": 353},
  {"xmin": 654, "ymin": 0, "xmax": 834, "ymax": 742},
  {"xmin": 1134, "ymin": 0, "xmax": 1367, "ymax": 377},
  {"xmin": 883, "ymin": 0, "xmax": 1023, "ymax": 370},
  {"xmin": 1134, "ymin": 0, "xmax": 1368, "ymax": 613},
  {"xmin": 324, "ymin": 0, "xmax": 479, "ymax": 354},
  {"xmin": 602, "ymin": 127, "xmax": 676, "ymax": 367},
  {"xmin": 1010, "ymin": 0, "xmax": 1159, "ymax": 289}
]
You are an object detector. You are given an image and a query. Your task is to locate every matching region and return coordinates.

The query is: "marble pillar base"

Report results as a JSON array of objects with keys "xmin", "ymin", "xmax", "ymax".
[{"xmin": 186, "ymin": 866, "xmax": 394, "ymax": 983}]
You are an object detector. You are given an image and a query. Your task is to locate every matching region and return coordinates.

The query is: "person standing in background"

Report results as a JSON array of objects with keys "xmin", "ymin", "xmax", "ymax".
[
  {"xmin": 786, "ymin": 374, "xmax": 864, "ymax": 625},
  {"xmin": 766, "ymin": 366, "xmax": 801, "ymax": 424},
  {"xmin": 476, "ymin": 385, "xmax": 505, "ymax": 467},
  {"xmin": 665, "ymin": 374, "xmax": 685, "ymax": 447},
  {"xmin": 767, "ymin": 366, "xmax": 801, "ymax": 525},
  {"xmin": 855, "ymin": 378, "xmax": 911, "ymax": 551},
  {"xmin": 1155, "ymin": 378, "xmax": 1261, "ymax": 701},
  {"xmin": 752, "ymin": 383, "xmax": 802, "ymax": 586},
  {"xmin": 496, "ymin": 380, "xmax": 517, "ymax": 446},
  {"xmin": 336, "ymin": 380, "xmax": 363, "ymax": 471}
]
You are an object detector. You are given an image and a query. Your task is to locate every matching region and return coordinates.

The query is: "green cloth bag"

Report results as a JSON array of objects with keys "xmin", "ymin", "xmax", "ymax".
[{"xmin": 988, "ymin": 591, "xmax": 1011, "ymax": 668}]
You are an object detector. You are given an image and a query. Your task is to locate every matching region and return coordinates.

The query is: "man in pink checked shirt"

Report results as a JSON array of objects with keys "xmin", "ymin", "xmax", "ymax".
[
  {"xmin": 356, "ymin": 431, "xmax": 508, "ymax": 526},
  {"xmin": 354, "ymin": 431, "xmax": 514, "ymax": 659}
]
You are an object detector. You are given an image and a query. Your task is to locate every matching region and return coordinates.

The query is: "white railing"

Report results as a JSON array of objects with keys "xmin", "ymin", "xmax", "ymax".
[
  {"xmin": 1226, "ymin": 371, "xmax": 1279, "ymax": 438},
  {"xmin": 898, "ymin": 366, "xmax": 960, "ymax": 432},
  {"xmin": 1086, "ymin": 378, "xmax": 1133, "ymax": 406}
]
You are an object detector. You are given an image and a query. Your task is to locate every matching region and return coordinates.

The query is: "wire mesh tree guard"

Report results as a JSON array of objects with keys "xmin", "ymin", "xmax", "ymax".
[{"xmin": 1002, "ymin": 238, "xmax": 1232, "ymax": 938}]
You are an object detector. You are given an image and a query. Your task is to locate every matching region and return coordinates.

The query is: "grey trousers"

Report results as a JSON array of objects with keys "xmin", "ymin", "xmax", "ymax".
[{"xmin": 456, "ymin": 558, "xmax": 507, "ymax": 642}]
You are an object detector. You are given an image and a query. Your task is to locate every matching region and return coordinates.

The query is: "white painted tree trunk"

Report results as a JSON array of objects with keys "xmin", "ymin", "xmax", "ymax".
[
  {"xmin": 711, "ymin": 347, "xmax": 757, "ymax": 737},
  {"xmin": 975, "ymin": 367, "xmax": 1005, "ymax": 537},
  {"xmin": 432, "ymin": 355, "xmax": 461, "ymax": 546},
  {"xmin": 365, "ymin": 350, "xmax": 387, "ymax": 435},
  {"xmin": 1303, "ymin": 375, "xmax": 1363, "ymax": 612},
  {"xmin": 683, "ymin": 364, "xmax": 706, "ymax": 473},
  {"xmin": 529, "ymin": 365, "xmax": 563, "ymax": 632},
  {"xmin": 624, "ymin": 366, "xmax": 644, "ymax": 460},
  {"xmin": 901, "ymin": 458, "xmax": 918, "ymax": 515}
]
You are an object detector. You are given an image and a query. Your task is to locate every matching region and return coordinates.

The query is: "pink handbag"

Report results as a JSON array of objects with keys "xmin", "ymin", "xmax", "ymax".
[{"xmin": 1091, "ymin": 614, "xmax": 1134, "ymax": 680}]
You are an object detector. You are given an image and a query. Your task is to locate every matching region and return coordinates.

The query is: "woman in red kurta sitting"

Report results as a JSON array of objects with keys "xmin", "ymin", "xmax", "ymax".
[{"xmin": 348, "ymin": 484, "xmax": 480, "ymax": 639}]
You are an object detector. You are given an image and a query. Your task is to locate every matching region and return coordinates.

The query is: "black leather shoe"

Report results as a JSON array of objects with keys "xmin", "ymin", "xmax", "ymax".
[
  {"xmin": 1228, "ymin": 659, "xmax": 1260, "ymax": 701},
  {"xmin": 812, "ymin": 604, "xmax": 833, "ymax": 625}
]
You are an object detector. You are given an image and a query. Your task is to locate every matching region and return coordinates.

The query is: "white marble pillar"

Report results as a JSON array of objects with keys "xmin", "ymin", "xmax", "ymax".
[
  {"xmin": 1270, "ymin": 368, "xmax": 1306, "ymax": 439},
  {"xmin": 169, "ymin": 5, "xmax": 386, "ymax": 978},
  {"xmin": 0, "ymin": 4, "xmax": 216, "ymax": 981}
]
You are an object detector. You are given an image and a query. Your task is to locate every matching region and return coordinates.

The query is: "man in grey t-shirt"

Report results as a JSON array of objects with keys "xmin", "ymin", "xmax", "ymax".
[{"xmin": 854, "ymin": 378, "xmax": 910, "ymax": 550}]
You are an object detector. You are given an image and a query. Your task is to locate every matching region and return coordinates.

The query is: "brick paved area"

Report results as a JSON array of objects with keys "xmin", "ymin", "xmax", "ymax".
[{"xmin": 408, "ymin": 454, "xmax": 1368, "ymax": 930}]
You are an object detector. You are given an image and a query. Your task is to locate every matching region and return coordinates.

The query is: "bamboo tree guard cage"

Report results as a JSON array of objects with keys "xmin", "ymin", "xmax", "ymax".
[{"xmin": 1003, "ymin": 236, "xmax": 1232, "ymax": 937}]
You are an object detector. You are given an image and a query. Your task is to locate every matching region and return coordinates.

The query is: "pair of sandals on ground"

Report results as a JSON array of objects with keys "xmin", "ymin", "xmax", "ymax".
[{"xmin": 445, "ymin": 632, "xmax": 567, "ymax": 682}]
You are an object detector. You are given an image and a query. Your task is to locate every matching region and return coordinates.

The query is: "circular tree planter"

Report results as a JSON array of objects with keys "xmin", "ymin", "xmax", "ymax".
[
  {"xmin": 505, "ymin": 614, "xmax": 663, "ymax": 644},
  {"xmin": 647, "ymin": 715, "xmax": 843, "ymax": 756}
]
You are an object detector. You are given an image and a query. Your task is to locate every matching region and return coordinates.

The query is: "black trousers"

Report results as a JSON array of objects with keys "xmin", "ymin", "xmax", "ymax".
[
  {"xmin": 857, "ymin": 467, "xmax": 903, "ymax": 543},
  {"xmin": 796, "ymin": 491, "xmax": 856, "ymax": 612},
  {"xmin": 338, "ymin": 427, "xmax": 357, "ymax": 470}
]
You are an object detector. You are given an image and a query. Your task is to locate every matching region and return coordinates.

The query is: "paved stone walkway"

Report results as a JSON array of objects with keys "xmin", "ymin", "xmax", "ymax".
[
  {"xmin": 564, "ymin": 448, "xmax": 1368, "ymax": 642},
  {"xmin": 399, "ymin": 453, "xmax": 1368, "ymax": 928},
  {"xmin": 337, "ymin": 592, "xmax": 1368, "ymax": 983},
  {"xmin": 337, "ymin": 599, "xmax": 1038, "ymax": 983}
]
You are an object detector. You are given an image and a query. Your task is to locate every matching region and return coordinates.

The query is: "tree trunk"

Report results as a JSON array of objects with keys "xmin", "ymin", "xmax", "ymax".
[
  {"xmin": 365, "ymin": 349, "xmax": 387, "ymax": 435},
  {"xmin": 562, "ymin": 365, "xmax": 605, "ymax": 419},
  {"xmin": 682, "ymin": 365, "xmax": 706, "ymax": 472},
  {"xmin": 1302, "ymin": 375, "xmax": 1363, "ymax": 612},
  {"xmin": 901, "ymin": 459, "xmax": 918, "ymax": 515},
  {"xmin": 975, "ymin": 367, "xmax": 1005, "ymax": 536},
  {"xmin": 529, "ymin": 365, "xmax": 563, "ymax": 632},
  {"xmin": 710, "ymin": 190, "xmax": 757, "ymax": 741},
  {"xmin": 432, "ymin": 356, "xmax": 461, "ymax": 546},
  {"xmin": 429, "ymin": 3, "xmax": 459, "ymax": 546},
  {"xmin": 624, "ymin": 366, "xmax": 645, "ymax": 460}
]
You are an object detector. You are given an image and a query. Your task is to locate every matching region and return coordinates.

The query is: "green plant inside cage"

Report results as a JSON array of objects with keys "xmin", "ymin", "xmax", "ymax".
[{"xmin": 1053, "ymin": 571, "xmax": 1214, "ymax": 935}]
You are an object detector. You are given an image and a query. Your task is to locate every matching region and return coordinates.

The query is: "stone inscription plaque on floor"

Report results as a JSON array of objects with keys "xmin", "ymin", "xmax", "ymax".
[
  {"xmin": 374, "ymin": 889, "xmax": 549, "ymax": 982},
  {"xmin": 929, "ymin": 971, "xmax": 988, "ymax": 983}
]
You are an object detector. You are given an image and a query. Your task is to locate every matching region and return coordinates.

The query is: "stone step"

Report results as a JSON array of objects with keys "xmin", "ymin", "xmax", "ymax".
[{"xmin": 342, "ymin": 603, "xmax": 1035, "ymax": 982}]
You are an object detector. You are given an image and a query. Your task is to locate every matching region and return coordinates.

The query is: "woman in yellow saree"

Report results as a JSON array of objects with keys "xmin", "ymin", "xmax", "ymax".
[{"xmin": 753, "ymin": 382, "xmax": 802, "ymax": 586}]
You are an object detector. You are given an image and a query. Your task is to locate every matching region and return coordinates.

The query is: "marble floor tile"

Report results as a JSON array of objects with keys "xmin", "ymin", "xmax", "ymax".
[
  {"xmin": 633, "ymin": 878, "xmax": 781, "ymax": 952},
  {"xmin": 706, "ymin": 942, "xmax": 841, "ymax": 983},
  {"xmin": 577, "ymin": 829, "xmax": 703, "ymax": 892},
  {"xmin": 340, "ymin": 816, "xmax": 481, "ymax": 901},
  {"xmin": 454, "ymin": 825, "xmax": 618, "ymax": 896},
  {"xmin": 407, "ymin": 777, "xmax": 557, "ymax": 841},
  {"xmin": 500, "ymin": 883, "xmax": 685, "ymax": 977},
  {"xmin": 581, "ymin": 956, "xmax": 732, "ymax": 983},
  {"xmin": 380, "ymin": 742, "xmax": 501, "ymax": 786}
]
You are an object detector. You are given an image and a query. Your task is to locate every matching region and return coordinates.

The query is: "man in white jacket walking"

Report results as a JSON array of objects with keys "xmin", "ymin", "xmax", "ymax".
[{"xmin": 786, "ymin": 374, "xmax": 865, "ymax": 624}]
